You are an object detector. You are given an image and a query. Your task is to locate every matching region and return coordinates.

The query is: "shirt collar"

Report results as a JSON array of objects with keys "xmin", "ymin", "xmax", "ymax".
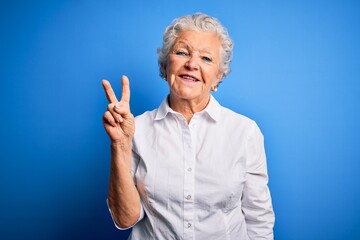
[
  {"xmin": 154, "ymin": 95, "xmax": 222, "ymax": 122},
  {"xmin": 154, "ymin": 96, "xmax": 173, "ymax": 121},
  {"xmin": 204, "ymin": 95, "xmax": 222, "ymax": 122}
]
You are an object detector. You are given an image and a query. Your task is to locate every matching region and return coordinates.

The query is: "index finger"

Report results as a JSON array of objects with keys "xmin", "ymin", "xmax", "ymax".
[
  {"xmin": 102, "ymin": 79, "xmax": 118, "ymax": 103},
  {"xmin": 121, "ymin": 75, "xmax": 131, "ymax": 103}
]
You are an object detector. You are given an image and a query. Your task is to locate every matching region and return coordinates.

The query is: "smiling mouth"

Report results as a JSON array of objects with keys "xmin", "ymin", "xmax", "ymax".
[{"xmin": 179, "ymin": 74, "xmax": 200, "ymax": 82}]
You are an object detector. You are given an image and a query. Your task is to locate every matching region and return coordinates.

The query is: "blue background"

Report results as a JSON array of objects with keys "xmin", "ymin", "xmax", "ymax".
[{"xmin": 1, "ymin": 0, "xmax": 359, "ymax": 239}]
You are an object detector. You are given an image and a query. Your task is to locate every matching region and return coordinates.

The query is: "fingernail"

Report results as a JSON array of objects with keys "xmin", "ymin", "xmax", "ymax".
[
  {"xmin": 114, "ymin": 105, "xmax": 120, "ymax": 110},
  {"xmin": 118, "ymin": 116, "xmax": 123, "ymax": 123}
]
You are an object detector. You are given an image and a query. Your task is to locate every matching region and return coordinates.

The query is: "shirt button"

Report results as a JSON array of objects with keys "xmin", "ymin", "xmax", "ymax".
[
  {"xmin": 186, "ymin": 195, "xmax": 192, "ymax": 200},
  {"xmin": 187, "ymin": 222, "xmax": 192, "ymax": 228},
  {"xmin": 187, "ymin": 168, "xmax": 192, "ymax": 172}
]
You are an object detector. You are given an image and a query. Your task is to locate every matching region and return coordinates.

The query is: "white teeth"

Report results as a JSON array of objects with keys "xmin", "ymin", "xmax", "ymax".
[{"xmin": 182, "ymin": 75, "xmax": 197, "ymax": 81}]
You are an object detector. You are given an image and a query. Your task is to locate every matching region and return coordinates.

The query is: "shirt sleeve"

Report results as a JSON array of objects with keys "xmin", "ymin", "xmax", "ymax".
[
  {"xmin": 106, "ymin": 149, "xmax": 145, "ymax": 230},
  {"xmin": 242, "ymin": 121, "xmax": 275, "ymax": 239}
]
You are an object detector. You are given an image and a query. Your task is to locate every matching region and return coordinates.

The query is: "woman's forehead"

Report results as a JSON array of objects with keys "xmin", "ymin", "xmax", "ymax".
[{"xmin": 173, "ymin": 31, "xmax": 221, "ymax": 52}]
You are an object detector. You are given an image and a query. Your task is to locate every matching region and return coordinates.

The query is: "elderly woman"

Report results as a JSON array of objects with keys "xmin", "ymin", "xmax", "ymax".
[{"xmin": 102, "ymin": 13, "xmax": 274, "ymax": 239}]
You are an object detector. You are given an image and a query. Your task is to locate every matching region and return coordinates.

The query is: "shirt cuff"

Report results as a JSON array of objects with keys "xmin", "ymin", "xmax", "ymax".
[{"xmin": 106, "ymin": 198, "xmax": 144, "ymax": 230}]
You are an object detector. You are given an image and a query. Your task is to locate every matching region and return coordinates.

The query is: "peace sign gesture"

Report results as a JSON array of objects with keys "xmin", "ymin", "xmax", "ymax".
[{"xmin": 102, "ymin": 75, "xmax": 135, "ymax": 143}]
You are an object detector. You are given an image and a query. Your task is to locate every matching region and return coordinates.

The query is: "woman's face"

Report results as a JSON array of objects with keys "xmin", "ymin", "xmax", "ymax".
[{"xmin": 164, "ymin": 30, "xmax": 223, "ymax": 104}]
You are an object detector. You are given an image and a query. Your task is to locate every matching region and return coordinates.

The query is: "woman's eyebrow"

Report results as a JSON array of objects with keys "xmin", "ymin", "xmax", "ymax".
[
  {"xmin": 200, "ymin": 49, "xmax": 213, "ymax": 54},
  {"xmin": 173, "ymin": 41, "xmax": 215, "ymax": 55}
]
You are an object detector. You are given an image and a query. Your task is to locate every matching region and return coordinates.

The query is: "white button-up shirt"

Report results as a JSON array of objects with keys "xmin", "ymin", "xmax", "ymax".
[{"xmin": 109, "ymin": 96, "xmax": 274, "ymax": 239}]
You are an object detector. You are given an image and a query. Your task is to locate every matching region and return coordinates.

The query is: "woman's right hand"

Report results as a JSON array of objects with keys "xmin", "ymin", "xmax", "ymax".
[
  {"xmin": 103, "ymin": 76, "xmax": 141, "ymax": 228},
  {"xmin": 102, "ymin": 75, "xmax": 135, "ymax": 143}
]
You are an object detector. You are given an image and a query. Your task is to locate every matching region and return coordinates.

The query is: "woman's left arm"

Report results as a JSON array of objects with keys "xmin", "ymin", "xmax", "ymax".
[{"xmin": 242, "ymin": 121, "xmax": 275, "ymax": 239}]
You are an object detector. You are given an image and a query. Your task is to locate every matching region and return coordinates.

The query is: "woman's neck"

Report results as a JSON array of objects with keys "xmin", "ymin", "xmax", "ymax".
[{"xmin": 168, "ymin": 93, "xmax": 211, "ymax": 123}]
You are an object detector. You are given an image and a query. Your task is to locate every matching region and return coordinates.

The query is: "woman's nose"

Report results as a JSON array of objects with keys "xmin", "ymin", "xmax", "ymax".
[{"xmin": 185, "ymin": 56, "xmax": 199, "ymax": 70}]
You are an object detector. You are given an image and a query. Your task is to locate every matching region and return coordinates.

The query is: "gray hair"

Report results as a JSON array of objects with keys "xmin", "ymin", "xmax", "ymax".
[{"xmin": 157, "ymin": 13, "xmax": 233, "ymax": 80}]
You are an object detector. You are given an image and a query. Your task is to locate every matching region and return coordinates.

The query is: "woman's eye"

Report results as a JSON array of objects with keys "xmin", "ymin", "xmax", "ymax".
[
  {"xmin": 202, "ymin": 56, "xmax": 212, "ymax": 62},
  {"xmin": 176, "ymin": 51, "xmax": 188, "ymax": 56}
]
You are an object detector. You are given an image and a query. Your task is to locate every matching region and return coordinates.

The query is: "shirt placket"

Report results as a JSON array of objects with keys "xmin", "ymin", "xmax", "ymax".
[{"xmin": 181, "ymin": 118, "xmax": 196, "ymax": 240}]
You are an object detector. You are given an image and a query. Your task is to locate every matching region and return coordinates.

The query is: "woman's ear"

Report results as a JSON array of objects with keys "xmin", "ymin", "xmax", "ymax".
[
  {"xmin": 161, "ymin": 62, "xmax": 168, "ymax": 79},
  {"xmin": 215, "ymin": 71, "xmax": 223, "ymax": 85}
]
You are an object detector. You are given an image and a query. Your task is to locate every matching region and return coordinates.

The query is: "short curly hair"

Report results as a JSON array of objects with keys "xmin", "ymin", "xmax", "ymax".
[{"xmin": 157, "ymin": 13, "xmax": 233, "ymax": 80}]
